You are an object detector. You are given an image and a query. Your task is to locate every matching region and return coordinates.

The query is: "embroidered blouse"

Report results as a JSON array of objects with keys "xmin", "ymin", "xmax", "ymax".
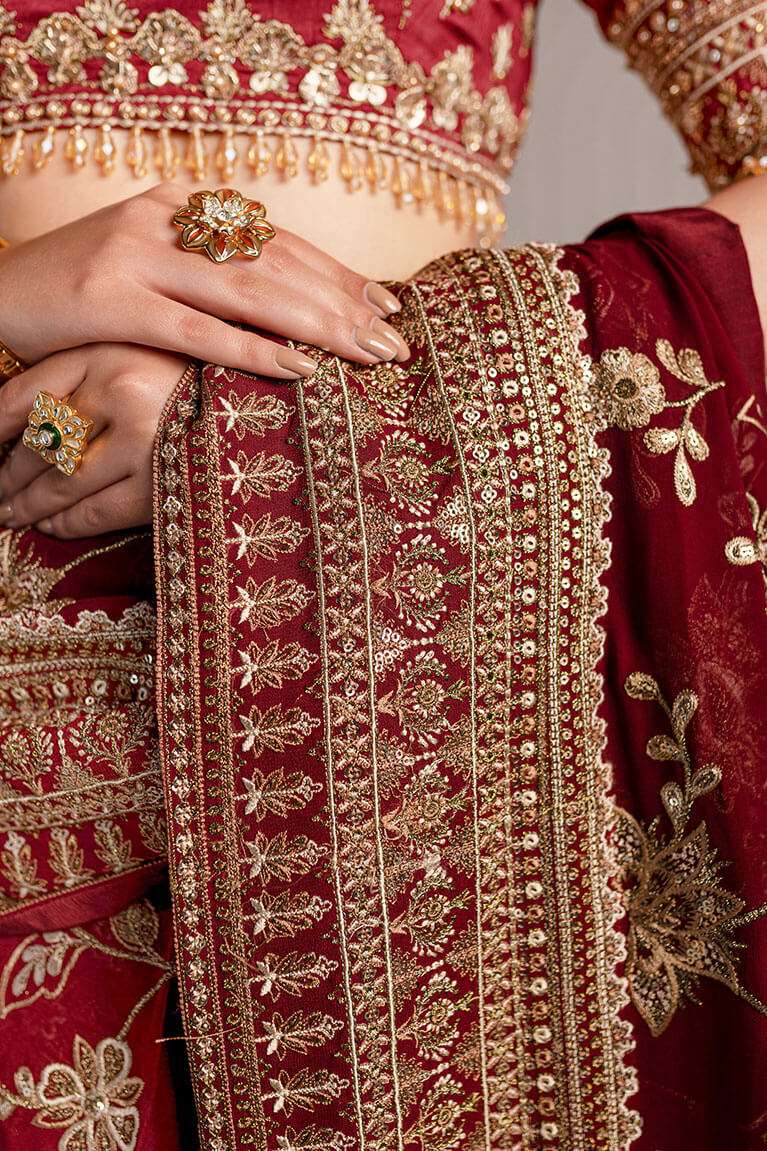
[{"xmin": 0, "ymin": 0, "xmax": 765, "ymax": 242}]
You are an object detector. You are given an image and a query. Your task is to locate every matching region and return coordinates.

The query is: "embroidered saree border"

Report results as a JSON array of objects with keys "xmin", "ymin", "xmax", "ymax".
[{"xmin": 154, "ymin": 250, "xmax": 640, "ymax": 1151}]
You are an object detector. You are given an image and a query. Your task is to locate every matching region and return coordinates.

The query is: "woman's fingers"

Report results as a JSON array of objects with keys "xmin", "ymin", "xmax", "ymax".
[
  {"xmin": 149, "ymin": 181, "xmax": 402, "ymax": 320},
  {"xmin": 37, "ymin": 475, "xmax": 151, "ymax": 540},
  {"xmin": 0, "ymin": 348, "xmax": 89, "ymax": 447},
  {"xmin": 276, "ymin": 229, "xmax": 402, "ymax": 318},
  {"xmin": 154, "ymin": 239, "xmax": 409, "ymax": 368},
  {"xmin": 0, "ymin": 432, "xmax": 132, "ymax": 529}
]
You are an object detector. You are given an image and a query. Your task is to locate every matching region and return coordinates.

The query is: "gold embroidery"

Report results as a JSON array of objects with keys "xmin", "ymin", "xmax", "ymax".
[
  {"xmin": 0, "ymin": 896, "xmax": 173, "ymax": 1148},
  {"xmin": 725, "ymin": 490, "xmax": 767, "ymax": 594},
  {"xmin": 155, "ymin": 250, "xmax": 641, "ymax": 1151},
  {"xmin": 617, "ymin": 671, "xmax": 767, "ymax": 1036},
  {"xmin": 594, "ymin": 338, "xmax": 725, "ymax": 506},
  {"xmin": 0, "ymin": 531, "xmax": 162, "ymax": 912},
  {"xmin": 0, "ymin": 0, "xmax": 520, "ymax": 239},
  {"xmin": 606, "ymin": 1, "xmax": 767, "ymax": 187},
  {"xmin": 591, "ymin": 346, "xmax": 667, "ymax": 430}
]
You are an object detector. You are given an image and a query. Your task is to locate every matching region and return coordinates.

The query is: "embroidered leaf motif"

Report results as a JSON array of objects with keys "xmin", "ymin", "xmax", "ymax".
[
  {"xmin": 48, "ymin": 829, "xmax": 92, "ymax": 889},
  {"xmin": 234, "ymin": 576, "xmax": 313, "ymax": 627},
  {"xmin": 217, "ymin": 390, "xmax": 293, "ymax": 439},
  {"xmin": 646, "ymin": 735, "xmax": 682, "ymax": 762},
  {"xmin": 673, "ymin": 449, "xmax": 696, "ymax": 507},
  {"xmin": 239, "ymin": 707, "xmax": 320, "ymax": 757},
  {"xmin": 231, "ymin": 513, "xmax": 310, "ymax": 562},
  {"xmin": 253, "ymin": 951, "xmax": 337, "ymax": 999},
  {"xmin": 245, "ymin": 831, "xmax": 324, "ymax": 882},
  {"xmin": 1, "ymin": 832, "xmax": 44, "ymax": 900},
  {"xmin": 684, "ymin": 425, "xmax": 709, "ymax": 461},
  {"xmin": 264, "ymin": 1068, "xmax": 347, "ymax": 1115},
  {"xmin": 644, "ymin": 427, "xmax": 679, "ymax": 454},
  {"xmin": 671, "ymin": 690, "xmax": 698, "ymax": 738},
  {"xmin": 241, "ymin": 766, "xmax": 322, "ymax": 820},
  {"xmin": 249, "ymin": 891, "xmax": 332, "ymax": 940},
  {"xmin": 93, "ymin": 821, "xmax": 136, "ymax": 872},
  {"xmin": 660, "ymin": 781, "xmax": 685, "ymax": 830},
  {"xmin": 226, "ymin": 450, "xmax": 301, "ymax": 500},
  {"xmin": 690, "ymin": 764, "xmax": 722, "ymax": 798},
  {"xmin": 236, "ymin": 641, "xmax": 317, "ymax": 691},
  {"xmin": 110, "ymin": 900, "xmax": 160, "ymax": 953},
  {"xmin": 276, "ymin": 1125, "xmax": 355, "ymax": 1151},
  {"xmin": 624, "ymin": 671, "xmax": 660, "ymax": 701},
  {"xmin": 261, "ymin": 1010, "xmax": 343, "ymax": 1057},
  {"xmin": 0, "ymin": 932, "xmax": 88, "ymax": 1018}
]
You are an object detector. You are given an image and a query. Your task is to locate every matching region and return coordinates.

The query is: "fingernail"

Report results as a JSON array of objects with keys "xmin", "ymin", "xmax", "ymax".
[
  {"xmin": 275, "ymin": 348, "xmax": 318, "ymax": 378},
  {"xmin": 37, "ymin": 519, "xmax": 53, "ymax": 534},
  {"xmin": 353, "ymin": 326, "xmax": 398, "ymax": 362},
  {"xmin": 0, "ymin": 503, "xmax": 14, "ymax": 526},
  {"xmin": 371, "ymin": 318, "xmax": 410, "ymax": 364},
  {"xmin": 364, "ymin": 282, "xmax": 401, "ymax": 316}
]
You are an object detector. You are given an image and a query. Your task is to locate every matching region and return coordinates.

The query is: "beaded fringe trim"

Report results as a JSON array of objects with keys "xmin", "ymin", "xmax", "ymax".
[{"xmin": 0, "ymin": 122, "xmax": 508, "ymax": 242}]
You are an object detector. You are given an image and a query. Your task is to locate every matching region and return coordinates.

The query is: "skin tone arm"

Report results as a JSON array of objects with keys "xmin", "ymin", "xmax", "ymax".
[
  {"xmin": 705, "ymin": 176, "xmax": 767, "ymax": 359},
  {"xmin": 0, "ymin": 178, "xmax": 764, "ymax": 541},
  {"xmin": 0, "ymin": 179, "xmax": 411, "ymax": 538}
]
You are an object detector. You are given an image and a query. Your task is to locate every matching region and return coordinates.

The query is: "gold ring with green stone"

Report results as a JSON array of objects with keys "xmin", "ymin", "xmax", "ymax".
[{"xmin": 22, "ymin": 391, "xmax": 93, "ymax": 476}]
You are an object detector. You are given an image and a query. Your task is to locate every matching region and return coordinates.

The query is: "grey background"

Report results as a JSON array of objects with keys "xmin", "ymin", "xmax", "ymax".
[{"xmin": 507, "ymin": 1, "xmax": 705, "ymax": 244}]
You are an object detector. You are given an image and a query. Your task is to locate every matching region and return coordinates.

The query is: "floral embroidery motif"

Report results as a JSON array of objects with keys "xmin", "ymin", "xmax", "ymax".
[
  {"xmin": 0, "ymin": 897, "xmax": 173, "ymax": 1149},
  {"xmin": 594, "ymin": 339, "xmax": 725, "ymax": 506},
  {"xmin": 19, "ymin": 1035, "xmax": 142, "ymax": 1150},
  {"xmin": 616, "ymin": 671, "xmax": 766, "ymax": 1037},
  {"xmin": 591, "ymin": 347, "xmax": 666, "ymax": 431}
]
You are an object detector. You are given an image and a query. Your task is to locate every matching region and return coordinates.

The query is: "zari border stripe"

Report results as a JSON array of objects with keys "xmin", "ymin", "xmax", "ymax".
[
  {"xmin": 295, "ymin": 355, "xmax": 406, "ymax": 1151},
  {"xmin": 154, "ymin": 365, "xmax": 241, "ymax": 1148},
  {"xmin": 407, "ymin": 245, "xmax": 639, "ymax": 1149},
  {"xmin": 154, "ymin": 243, "xmax": 640, "ymax": 1150}
]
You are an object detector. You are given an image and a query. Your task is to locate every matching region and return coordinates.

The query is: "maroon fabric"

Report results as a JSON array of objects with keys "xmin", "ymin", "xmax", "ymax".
[
  {"xmin": 570, "ymin": 207, "xmax": 767, "ymax": 1148},
  {"xmin": 0, "ymin": 207, "xmax": 766, "ymax": 1149}
]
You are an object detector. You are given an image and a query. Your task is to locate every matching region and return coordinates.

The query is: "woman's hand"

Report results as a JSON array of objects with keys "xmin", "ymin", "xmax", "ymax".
[
  {"xmin": 0, "ymin": 181, "xmax": 409, "ymax": 380},
  {"xmin": 0, "ymin": 343, "xmax": 189, "ymax": 537}
]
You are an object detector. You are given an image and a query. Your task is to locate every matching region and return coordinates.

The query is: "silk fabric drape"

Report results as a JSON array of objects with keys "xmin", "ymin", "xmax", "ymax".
[{"xmin": 0, "ymin": 206, "xmax": 765, "ymax": 1151}]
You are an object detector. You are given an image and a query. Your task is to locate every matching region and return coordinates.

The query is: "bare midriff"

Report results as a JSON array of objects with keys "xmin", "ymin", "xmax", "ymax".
[{"xmin": 0, "ymin": 133, "xmax": 477, "ymax": 281}]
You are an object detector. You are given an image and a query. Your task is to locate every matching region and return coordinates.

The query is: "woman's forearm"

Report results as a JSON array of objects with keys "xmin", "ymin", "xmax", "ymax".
[
  {"xmin": 705, "ymin": 178, "xmax": 767, "ymax": 360},
  {"xmin": 0, "ymin": 182, "xmax": 409, "ymax": 379}
]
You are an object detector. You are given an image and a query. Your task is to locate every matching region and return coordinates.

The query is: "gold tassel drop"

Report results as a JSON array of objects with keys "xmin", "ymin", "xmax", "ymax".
[
  {"xmin": 154, "ymin": 127, "xmax": 179, "ymax": 180},
  {"xmin": 215, "ymin": 126, "xmax": 238, "ymax": 181},
  {"xmin": 126, "ymin": 125, "xmax": 148, "ymax": 179},
  {"xmin": 307, "ymin": 135, "xmax": 331, "ymax": 183},
  {"xmin": 185, "ymin": 124, "xmax": 208, "ymax": 181},
  {"xmin": 246, "ymin": 131, "xmax": 271, "ymax": 177},
  {"xmin": 32, "ymin": 126, "xmax": 55, "ymax": 170},
  {"xmin": 274, "ymin": 136, "xmax": 299, "ymax": 179},
  {"xmin": 64, "ymin": 125, "xmax": 88, "ymax": 170},
  {"xmin": 94, "ymin": 124, "xmax": 116, "ymax": 175}
]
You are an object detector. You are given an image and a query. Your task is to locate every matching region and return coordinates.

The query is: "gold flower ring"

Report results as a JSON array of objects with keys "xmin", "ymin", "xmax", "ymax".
[
  {"xmin": 172, "ymin": 188, "xmax": 276, "ymax": 263},
  {"xmin": 23, "ymin": 391, "xmax": 93, "ymax": 476}
]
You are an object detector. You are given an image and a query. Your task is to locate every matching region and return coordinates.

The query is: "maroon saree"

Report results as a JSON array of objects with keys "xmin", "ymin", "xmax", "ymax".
[{"xmin": 0, "ymin": 206, "xmax": 765, "ymax": 1151}]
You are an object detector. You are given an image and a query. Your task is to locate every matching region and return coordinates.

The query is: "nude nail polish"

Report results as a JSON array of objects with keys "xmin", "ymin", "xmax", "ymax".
[
  {"xmin": 371, "ymin": 317, "xmax": 410, "ymax": 363},
  {"xmin": 364, "ymin": 282, "xmax": 401, "ymax": 316},
  {"xmin": 0, "ymin": 503, "xmax": 14, "ymax": 525},
  {"xmin": 275, "ymin": 348, "xmax": 318, "ymax": 378},
  {"xmin": 353, "ymin": 326, "xmax": 398, "ymax": 361}
]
